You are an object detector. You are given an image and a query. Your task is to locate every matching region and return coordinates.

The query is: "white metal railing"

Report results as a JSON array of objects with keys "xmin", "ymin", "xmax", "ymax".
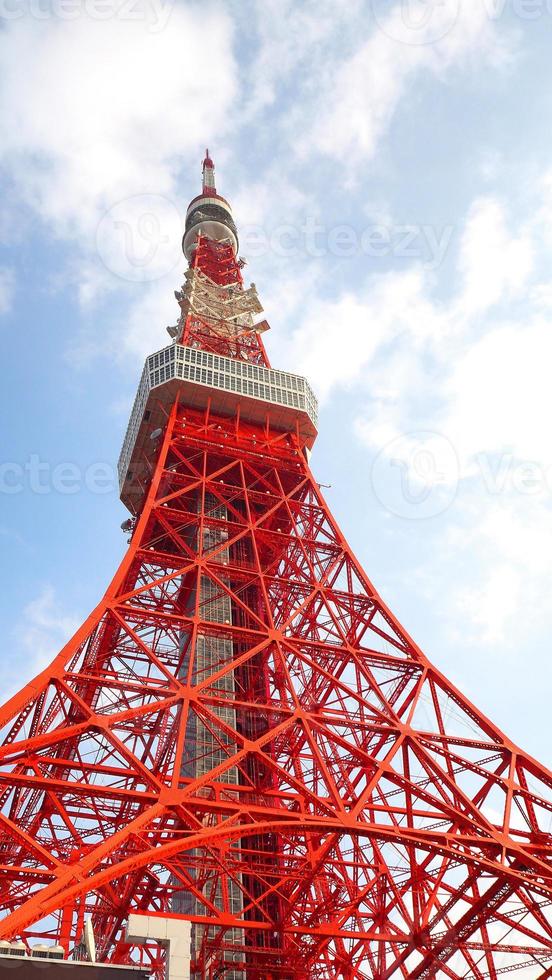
[{"xmin": 118, "ymin": 345, "xmax": 318, "ymax": 491}]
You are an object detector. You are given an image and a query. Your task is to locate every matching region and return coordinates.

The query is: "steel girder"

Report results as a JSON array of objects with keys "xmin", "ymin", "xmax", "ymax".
[
  {"xmin": 1, "ymin": 232, "xmax": 552, "ymax": 979},
  {"xmin": 0, "ymin": 404, "xmax": 551, "ymax": 977}
]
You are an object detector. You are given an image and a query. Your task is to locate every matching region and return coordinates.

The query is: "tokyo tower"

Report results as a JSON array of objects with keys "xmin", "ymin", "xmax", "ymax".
[{"xmin": 0, "ymin": 151, "xmax": 551, "ymax": 979}]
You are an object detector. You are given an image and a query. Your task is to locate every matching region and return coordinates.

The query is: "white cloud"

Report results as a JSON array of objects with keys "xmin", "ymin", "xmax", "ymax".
[
  {"xmin": 121, "ymin": 274, "xmax": 180, "ymax": 360},
  {"xmin": 238, "ymin": 0, "xmax": 363, "ymax": 121},
  {"xmin": 442, "ymin": 494, "xmax": 552, "ymax": 647},
  {"xmin": 306, "ymin": 1, "xmax": 513, "ymax": 170},
  {"xmin": 288, "ymin": 267, "xmax": 445, "ymax": 402},
  {"xmin": 443, "ymin": 318, "xmax": 552, "ymax": 465},
  {"xmin": 0, "ymin": 9, "xmax": 237, "ymax": 239},
  {"xmin": 455, "ymin": 556, "xmax": 521, "ymax": 646},
  {"xmin": 281, "ymin": 183, "xmax": 552, "ymax": 648},
  {"xmin": 297, "ymin": 194, "xmax": 544, "ymax": 463},
  {"xmin": 456, "ymin": 197, "xmax": 533, "ymax": 316},
  {"xmin": 10, "ymin": 586, "xmax": 79, "ymax": 695},
  {"xmin": 0, "ymin": 7, "xmax": 237, "ymax": 357},
  {"xmin": 0, "ymin": 0, "xmax": 516, "ymax": 367},
  {"xmin": 0, "ymin": 2, "xmax": 544, "ymax": 660}
]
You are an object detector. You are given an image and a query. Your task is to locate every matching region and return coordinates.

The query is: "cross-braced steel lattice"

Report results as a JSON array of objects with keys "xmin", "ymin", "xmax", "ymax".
[{"xmin": 0, "ymin": 155, "xmax": 551, "ymax": 979}]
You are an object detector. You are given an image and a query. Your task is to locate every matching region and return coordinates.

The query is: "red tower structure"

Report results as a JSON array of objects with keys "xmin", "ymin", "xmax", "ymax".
[{"xmin": 0, "ymin": 153, "xmax": 551, "ymax": 979}]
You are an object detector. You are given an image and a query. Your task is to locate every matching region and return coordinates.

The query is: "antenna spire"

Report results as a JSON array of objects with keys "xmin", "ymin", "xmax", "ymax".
[{"xmin": 202, "ymin": 148, "xmax": 216, "ymax": 194}]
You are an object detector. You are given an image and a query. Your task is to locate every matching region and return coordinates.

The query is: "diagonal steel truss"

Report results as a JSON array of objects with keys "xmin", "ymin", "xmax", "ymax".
[{"xmin": 0, "ymin": 234, "xmax": 551, "ymax": 980}]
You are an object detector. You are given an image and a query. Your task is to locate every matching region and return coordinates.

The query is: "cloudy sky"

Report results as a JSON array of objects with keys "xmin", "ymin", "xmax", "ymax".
[{"xmin": 0, "ymin": 0, "xmax": 551, "ymax": 768}]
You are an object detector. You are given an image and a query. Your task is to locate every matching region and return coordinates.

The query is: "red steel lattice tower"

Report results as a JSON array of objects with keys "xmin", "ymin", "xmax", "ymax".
[{"xmin": 1, "ymin": 153, "xmax": 552, "ymax": 978}]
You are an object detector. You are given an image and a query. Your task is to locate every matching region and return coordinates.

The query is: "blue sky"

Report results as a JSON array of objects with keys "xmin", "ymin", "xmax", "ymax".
[{"xmin": 0, "ymin": 0, "xmax": 551, "ymax": 768}]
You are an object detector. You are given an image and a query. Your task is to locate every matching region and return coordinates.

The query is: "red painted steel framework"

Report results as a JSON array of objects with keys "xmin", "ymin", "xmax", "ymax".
[{"xmin": 0, "ymin": 155, "xmax": 551, "ymax": 979}]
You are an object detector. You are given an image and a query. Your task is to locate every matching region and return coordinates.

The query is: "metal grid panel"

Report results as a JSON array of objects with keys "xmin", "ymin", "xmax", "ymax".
[
  {"xmin": 172, "ymin": 495, "xmax": 245, "ymax": 980},
  {"xmin": 118, "ymin": 345, "xmax": 318, "ymax": 490}
]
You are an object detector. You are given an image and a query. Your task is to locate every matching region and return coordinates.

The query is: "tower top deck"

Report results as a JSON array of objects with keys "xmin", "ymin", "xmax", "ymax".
[{"xmin": 119, "ymin": 153, "xmax": 318, "ymax": 513}]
